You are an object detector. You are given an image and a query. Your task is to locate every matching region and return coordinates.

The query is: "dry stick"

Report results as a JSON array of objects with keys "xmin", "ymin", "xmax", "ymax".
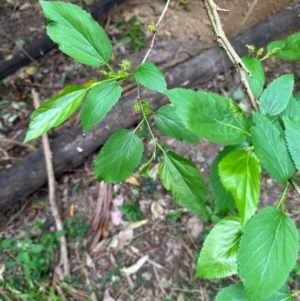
[
  {"xmin": 202, "ymin": 0, "xmax": 258, "ymax": 110},
  {"xmin": 0, "ymin": 27, "xmax": 34, "ymax": 62},
  {"xmin": 202, "ymin": 1, "xmax": 300, "ymax": 198},
  {"xmin": 31, "ymin": 89, "xmax": 70, "ymax": 276},
  {"xmin": 234, "ymin": 0, "xmax": 259, "ymax": 36}
]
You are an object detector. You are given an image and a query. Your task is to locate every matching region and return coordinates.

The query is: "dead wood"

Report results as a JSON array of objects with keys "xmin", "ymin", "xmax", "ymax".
[{"xmin": 0, "ymin": 2, "xmax": 300, "ymax": 208}]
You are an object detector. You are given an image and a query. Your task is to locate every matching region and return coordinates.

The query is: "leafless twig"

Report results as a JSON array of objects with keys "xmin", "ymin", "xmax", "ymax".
[
  {"xmin": 31, "ymin": 89, "xmax": 70, "ymax": 276},
  {"xmin": 202, "ymin": 0, "xmax": 258, "ymax": 110}
]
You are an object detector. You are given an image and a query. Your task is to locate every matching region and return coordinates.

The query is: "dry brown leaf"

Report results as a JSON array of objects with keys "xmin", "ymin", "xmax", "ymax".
[
  {"xmin": 121, "ymin": 255, "xmax": 149, "ymax": 275},
  {"xmin": 187, "ymin": 215, "xmax": 204, "ymax": 239},
  {"xmin": 125, "ymin": 176, "xmax": 140, "ymax": 186}
]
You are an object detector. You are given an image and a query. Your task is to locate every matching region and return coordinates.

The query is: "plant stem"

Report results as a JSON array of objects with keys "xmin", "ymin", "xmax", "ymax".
[
  {"xmin": 139, "ymin": 99, "xmax": 164, "ymax": 155},
  {"xmin": 276, "ymin": 182, "xmax": 289, "ymax": 211}
]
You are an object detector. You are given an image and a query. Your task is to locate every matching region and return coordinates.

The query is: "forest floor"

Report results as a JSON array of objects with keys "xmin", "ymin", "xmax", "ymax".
[{"xmin": 0, "ymin": 0, "xmax": 300, "ymax": 300}]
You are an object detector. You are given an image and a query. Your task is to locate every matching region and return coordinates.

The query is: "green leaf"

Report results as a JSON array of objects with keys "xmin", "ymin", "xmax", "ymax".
[
  {"xmin": 159, "ymin": 151, "xmax": 207, "ymax": 214},
  {"xmin": 29, "ymin": 244, "xmax": 44, "ymax": 254},
  {"xmin": 282, "ymin": 96, "xmax": 300, "ymax": 118},
  {"xmin": 209, "ymin": 146, "xmax": 244, "ymax": 214},
  {"xmin": 24, "ymin": 85, "xmax": 86, "ymax": 142},
  {"xmin": 165, "ymin": 89, "xmax": 249, "ymax": 145},
  {"xmin": 215, "ymin": 283, "xmax": 293, "ymax": 301},
  {"xmin": 40, "ymin": 0, "xmax": 112, "ymax": 67},
  {"xmin": 259, "ymin": 74, "xmax": 294, "ymax": 116},
  {"xmin": 81, "ymin": 81, "xmax": 122, "ymax": 132},
  {"xmin": 94, "ymin": 129, "xmax": 144, "ymax": 183},
  {"xmin": 238, "ymin": 207, "xmax": 299, "ymax": 301},
  {"xmin": 268, "ymin": 32, "xmax": 300, "ymax": 61},
  {"xmin": 215, "ymin": 282, "xmax": 247, "ymax": 301},
  {"xmin": 242, "ymin": 57, "xmax": 265, "ymax": 98},
  {"xmin": 134, "ymin": 62, "xmax": 167, "ymax": 92},
  {"xmin": 219, "ymin": 150, "xmax": 261, "ymax": 227},
  {"xmin": 251, "ymin": 112, "xmax": 295, "ymax": 183},
  {"xmin": 195, "ymin": 216, "xmax": 241, "ymax": 279},
  {"xmin": 154, "ymin": 105, "xmax": 199, "ymax": 143},
  {"xmin": 283, "ymin": 116, "xmax": 300, "ymax": 172}
]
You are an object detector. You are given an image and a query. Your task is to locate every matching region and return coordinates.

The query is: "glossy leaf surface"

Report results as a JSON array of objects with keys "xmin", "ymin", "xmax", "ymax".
[{"xmin": 25, "ymin": 85, "xmax": 86, "ymax": 142}]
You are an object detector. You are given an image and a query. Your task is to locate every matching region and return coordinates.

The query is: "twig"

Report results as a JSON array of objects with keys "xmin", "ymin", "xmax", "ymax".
[
  {"xmin": 0, "ymin": 137, "xmax": 36, "ymax": 151},
  {"xmin": 290, "ymin": 178, "xmax": 300, "ymax": 198},
  {"xmin": 234, "ymin": 0, "xmax": 259, "ymax": 35},
  {"xmin": 141, "ymin": 0, "xmax": 172, "ymax": 64},
  {"xmin": 0, "ymin": 27, "xmax": 34, "ymax": 62},
  {"xmin": 31, "ymin": 89, "xmax": 70, "ymax": 276},
  {"xmin": 202, "ymin": 0, "xmax": 258, "ymax": 110}
]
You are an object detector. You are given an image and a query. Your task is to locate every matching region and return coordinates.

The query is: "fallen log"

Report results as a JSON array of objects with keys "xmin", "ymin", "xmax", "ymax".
[
  {"xmin": 0, "ymin": 0, "xmax": 130, "ymax": 81},
  {"xmin": 0, "ymin": 2, "xmax": 300, "ymax": 207}
]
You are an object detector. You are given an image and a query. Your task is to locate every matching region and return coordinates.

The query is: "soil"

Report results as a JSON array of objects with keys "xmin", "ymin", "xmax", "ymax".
[{"xmin": 0, "ymin": 0, "xmax": 300, "ymax": 300}]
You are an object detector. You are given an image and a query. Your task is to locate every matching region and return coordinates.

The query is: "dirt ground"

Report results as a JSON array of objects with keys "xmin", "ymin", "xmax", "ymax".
[{"xmin": 0, "ymin": 0, "xmax": 300, "ymax": 300}]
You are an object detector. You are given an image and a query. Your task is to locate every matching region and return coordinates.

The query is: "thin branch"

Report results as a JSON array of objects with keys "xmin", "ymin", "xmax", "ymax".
[
  {"xmin": 202, "ymin": 0, "xmax": 258, "ymax": 110},
  {"xmin": 141, "ymin": 0, "xmax": 171, "ymax": 64},
  {"xmin": 290, "ymin": 178, "xmax": 300, "ymax": 198},
  {"xmin": 31, "ymin": 89, "xmax": 70, "ymax": 276},
  {"xmin": 0, "ymin": 28, "xmax": 35, "ymax": 62}
]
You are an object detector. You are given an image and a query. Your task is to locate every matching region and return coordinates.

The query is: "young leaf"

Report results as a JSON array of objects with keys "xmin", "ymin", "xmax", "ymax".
[
  {"xmin": 268, "ymin": 32, "xmax": 300, "ymax": 61},
  {"xmin": 24, "ymin": 85, "xmax": 86, "ymax": 142},
  {"xmin": 195, "ymin": 216, "xmax": 241, "ymax": 279},
  {"xmin": 94, "ymin": 129, "xmax": 144, "ymax": 183},
  {"xmin": 134, "ymin": 62, "xmax": 167, "ymax": 92},
  {"xmin": 159, "ymin": 151, "xmax": 207, "ymax": 214},
  {"xmin": 242, "ymin": 57, "xmax": 265, "ymax": 98},
  {"xmin": 40, "ymin": 1, "xmax": 112, "ymax": 67},
  {"xmin": 238, "ymin": 207, "xmax": 299, "ymax": 301},
  {"xmin": 209, "ymin": 146, "xmax": 244, "ymax": 214},
  {"xmin": 215, "ymin": 283, "xmax": 293, "ymax": 301},
  {"xmin": 251, "ymin": 112, "xmax": 295, "ymax": 183},
  {"xmin": 81, "ymin": 81, "xmax": 122, "ymax": 132},
  {"xmin": 283, "ymin": 116, "xmax": 300, "ymax": 171},
  {"xmin": 219, "ymin": 150, "xmax": 261, "ymax": 227},
  {"xmin": 165, "ymin": 89, "xmax": 249, "ymax": 145},
  {"xmin": 154, "ymin": 106, "xmax": 199, "ymax": 143},
  {"xmin": 259, "ymin": 74, "xmax": 294, "ymax": 116}
]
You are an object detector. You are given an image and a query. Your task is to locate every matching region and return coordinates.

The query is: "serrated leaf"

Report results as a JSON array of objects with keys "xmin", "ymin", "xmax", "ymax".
[
  {"xmin": 195, "ymin": 216, "xmax": 241, "ymax": 279},
  {"xmin": 94, "ymin": 129, "xmax": 144, "ymax": 183},
  {"xmin": 30, "ymin": 244, "xmax": 44, "ymax": 254},
  {"xmin": 238, "ymin": 207, "xmax": 299, "ymax": 301},
  {"xmin": 154, "ymin": 106, "xmax": 199, "ymax": 143},
  {"xmin": 282, "ymin": 97, "xmax": 300, "ymax": 118},
  {"xmin": 134, "ymin": 62, "xmax": 167, "ymax": 92},
  {"xmin": 251, "ymin": 112, "xmax": 295, "ymax": 183},
  {"xmin": 219, "ymin": 150, "xmax": 260, "ymax": 227},
  {"xmin": 24, "ymin": 85, "xmax": 86, "ymax": 142},
  {"xmin": 259, "ymin": 74, "xmax": 294, "ymax": 116},
  {"xmin": 165, "ymin": 89, "xmax": 249, "ymax": 145},
  {"xmin": 242, "ymin": 57, "xmax": 265, "ymax": 98},
  {"xmin": 283, "ymin": 116, "xmax": 300, "ymax": 172},
  {"xmin": 209, "ymin": 146, "xmax": 243, "ymax": 214},
  {"xmin": 268, "ymin": 32, "xmax": 300, "ymax": 61},
  {"xmin": 40, "ymin": 0, "xmax": 112, "ymax": 67},
  {"xmin": 159, "ymin": 151, "xmax": 207, "ymax": 214},
  {"xmin": 81, "ymin": 81, "xmax": 122, "ymax": 132},
  {"xmin": 215, "ymin": 283, "xmax": 293, "ymax": 301}
]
